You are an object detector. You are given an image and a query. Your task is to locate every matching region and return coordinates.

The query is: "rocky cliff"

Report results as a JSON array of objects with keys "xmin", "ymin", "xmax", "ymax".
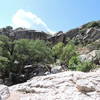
[
  {"xmin": 2, "ymin": 69, "xmax": 99, "ymax": 100},
  {"xmin": 0, "ymin": 26, "xmax": 50, "ymax": 40}
]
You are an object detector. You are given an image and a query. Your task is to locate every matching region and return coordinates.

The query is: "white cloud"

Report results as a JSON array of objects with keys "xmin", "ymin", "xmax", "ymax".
[{"xmin": 12, "ymin": 9, "xmax": 54, "ymax": 34}]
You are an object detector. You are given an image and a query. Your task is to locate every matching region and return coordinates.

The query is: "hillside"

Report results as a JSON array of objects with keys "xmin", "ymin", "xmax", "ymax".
[
  {"xmin": 0, "ymin": 20, "xmax": 100, "ymax": 87},
  {"xmin": 0, "ymin": 21, "xmax": 100, "ymax": 45},
  {"xmin": 0, "ymin": 21, "xmax": 100, "ymax": 100},
  {"xmin": 49, "ymin": 21, "xmax": 100, "ymax": 44}
]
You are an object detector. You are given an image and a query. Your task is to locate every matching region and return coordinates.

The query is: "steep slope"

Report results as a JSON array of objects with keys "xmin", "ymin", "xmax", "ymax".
[{"xmin": 49, "ymin": 21, "xmax": 100, "ymax": 44}]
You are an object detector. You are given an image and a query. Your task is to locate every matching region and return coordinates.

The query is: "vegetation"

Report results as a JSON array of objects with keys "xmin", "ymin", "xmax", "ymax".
[
  {"xmin": 0, "ymin": 35, "xmax": 54, "ymax": 78},
  {"xmin": 76, "ymin": 62, "xmax": 93, "ymax": 72},
  {"xmin": 60, "ymin": 41, "xmax": 77, "ymax": 64},
  {"xmin": 52, "ymin": 42, "xmax": 64, "ymax": 61},
  {"xmin": 52, "ymin": 41, "xmax": 95, "ymax": 72},
  {"xmin": 83, "ymin": 21, "xmax": 100, "ymax": 28},
  {"xmin": 0, "ymin": 35, "xmax": 96, "ymax": 84}
]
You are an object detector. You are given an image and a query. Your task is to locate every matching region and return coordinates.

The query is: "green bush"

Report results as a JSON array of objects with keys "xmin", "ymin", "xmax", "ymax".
[
  {"xmin": 60, "ymin": 41, "xmax": 77, "ymax": 64},
  {"xmin": 28, "ymin": 40, "xmax": 54, "ymax": 64},
  {"xmin": 52, "ymin": 42, "xmax": 64, "ymax": 60},
  {"xmin": 68, "ymin": 56, "xmax": 80, "ymax": 70},
  {"xmin": 76, "ymin": 62, "xmax": 93, "ymax": 72},
  {"xmin": 0, "ymin": 56, "xmax": 9, "ymax": 69}
]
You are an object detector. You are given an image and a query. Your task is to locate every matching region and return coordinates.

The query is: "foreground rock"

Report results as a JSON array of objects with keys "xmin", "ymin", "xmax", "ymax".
[
  {"xmin": 7, "ymin": 69, "xmax": 100, "ymax": 100},
  {"xmin": 0, "ymin": 85, "xmax": 10, "ymax": 100}
]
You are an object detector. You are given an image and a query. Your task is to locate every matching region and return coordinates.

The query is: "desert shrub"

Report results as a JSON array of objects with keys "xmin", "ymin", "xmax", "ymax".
[
  {"xmin": 0, "ymin": 56, "xmax": 9, "ymax": 70},
  {"xmin": 76, "ymin": 61, "xmax": 93, "ymax": 72},
  {"xmin": 28, "ymin": 40, "xmax": 54, "ymax": 64},
  {"xmin": 60, "ymin": 41, "xmax": 77, "ymax": 64},
  {"xmin": 52, "ymin": 42, "xmax": 64, "ymax": 60},
  {"xmin": 68, "ymin": 56, "xmax": 80, "ymax": 70},
  {"xmin": 0, "ymin": 56, "xmax": 10, "ymax": 78}
]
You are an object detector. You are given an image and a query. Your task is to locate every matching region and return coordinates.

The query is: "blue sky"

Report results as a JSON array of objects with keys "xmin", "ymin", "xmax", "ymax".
[{"xmin": 0, "ymin": 0, "xmax": 100, "ymax": 33}]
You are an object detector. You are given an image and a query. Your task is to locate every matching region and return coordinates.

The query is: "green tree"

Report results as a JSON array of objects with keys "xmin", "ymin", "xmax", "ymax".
[
  {"xmin": 0, "ymin": 35, "xmax": 16, "ymax": 72},
  {"xmin": 52, "ymin": 42, "xmax": 64, "ymax": 61},
  {"xmin": 14, "ymin": 39, "xmax": 54, "ymax": 73},
  {"xmin": 29, "ymin": 40, "xmax": 54, "ymax": 64}
]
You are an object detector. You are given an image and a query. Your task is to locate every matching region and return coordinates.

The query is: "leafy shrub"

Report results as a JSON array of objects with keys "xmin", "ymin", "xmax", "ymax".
[
  {"xmin": 52, "ymin": 42, "xmax": 64, "ymax": 60},
  {"xmin": 68, "ymin": 56, "xmax": 80, "ymax": 70},
  {"xmin": 76, "ymin": 62, "xmax": 93, "ymax": 72},
  {"xmin": 60, "ymin": 41, "xmax": 77, "ymax": 64},
  {"xmin": 0, "ymin": 56, "xmax": 9, "ymax": 70},
  {"xmin": 28, "ymin": 40, "xmax": 54, "ymax": 64}
]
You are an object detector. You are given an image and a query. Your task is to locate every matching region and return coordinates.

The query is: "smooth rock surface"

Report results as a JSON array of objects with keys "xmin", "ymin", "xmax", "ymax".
[{"xmin": 8, "ymin": 70, "xmax": 100, "ymax": 100}]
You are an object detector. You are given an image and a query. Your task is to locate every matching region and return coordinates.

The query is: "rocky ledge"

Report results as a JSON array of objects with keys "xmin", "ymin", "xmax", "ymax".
[{"xmin": 0, "ymin": 69, "xmax": 100, "ymax": 100}]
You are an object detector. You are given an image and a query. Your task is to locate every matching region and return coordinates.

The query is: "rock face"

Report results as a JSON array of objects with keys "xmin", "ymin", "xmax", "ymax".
[
  {"xmin": 10, "ymin": 29, "xmax": 49, "ymax": 40},
  {"xmin": 50, "ymin": 27, "xmax": 100, "ymax": 44},
  {"xmin": 8, "ymin": 70, "xmax": 100, "ymax": 100},
  {"xmin": 48, "ymin": 31, "xmax": 66, "ymax": 44},
  {"xmin": 0, "ymin": 26, "xmax": 50, "ymax": 40},
  {"xmin": 79, "ymin": 50, "xmax": 100, "ymax": 64},
  {"xmin": 48, "ymin": 21, "xmax": 100, "ymax": 44}
]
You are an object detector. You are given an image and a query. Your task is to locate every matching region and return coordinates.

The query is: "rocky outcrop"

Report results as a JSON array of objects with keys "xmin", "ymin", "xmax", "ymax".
[
  {"xmin": 0, "ymin": 26, "xmax": 50, "ymax": 40},
  {"xmin": 79, "ymin": 50, "xmax": 100, "ymax": 64},
  {"xmin": 7, "ymin": 69, "xmax": 100, "ymax": 100},
  {"xmin": 0, "ymin": 20, "xmax": 100, "ymax": 44},
  {"xmin": 48, "ymin": 31, "xmax": 66, "ymax": 44},
  {"xmin": 10, "ymin": 29, "xmax": 49, "ymax": 40},
  {"xmin": 50, "ymin": 27, "xmax": 100, "ymax": 44},
  {"xmin": 48, "ymin": 21, "xmax": 100, "ymax": 44}
]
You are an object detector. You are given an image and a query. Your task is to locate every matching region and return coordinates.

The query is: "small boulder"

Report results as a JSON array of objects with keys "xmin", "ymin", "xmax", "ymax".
[
  {"xmin": 76, "ymin": 79, "xmax": 95, "ymax": 92},
  {"xmin": 51, "ymin": 66, "xmax": 62, "ymax": 74},
  {"xmin": 79, "ymin": 50, "xmax": 100, "ymax": 64},
  {"xmin": 0, "ymin": 85, "xmax": 10, "ymax": 99}
]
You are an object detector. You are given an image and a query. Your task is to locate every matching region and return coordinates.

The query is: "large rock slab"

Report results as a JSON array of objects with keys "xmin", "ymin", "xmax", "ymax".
[{"xmin": 8, "ymin": 69, "xmax": 100, "ymax": 100}]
